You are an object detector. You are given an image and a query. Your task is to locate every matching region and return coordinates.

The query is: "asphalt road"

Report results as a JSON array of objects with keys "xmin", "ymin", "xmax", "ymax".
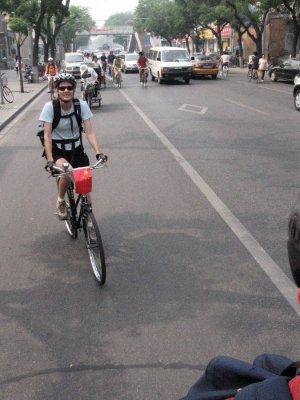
[{"xmin": 1, "ymin": 70, "xmax": 300, "ymax": 399}]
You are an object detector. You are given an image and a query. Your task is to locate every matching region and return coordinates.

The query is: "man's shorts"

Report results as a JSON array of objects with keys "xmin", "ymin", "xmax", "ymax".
[{"xmin": 52, "ymin": 144, "xmax": 89, "ymax": 168}]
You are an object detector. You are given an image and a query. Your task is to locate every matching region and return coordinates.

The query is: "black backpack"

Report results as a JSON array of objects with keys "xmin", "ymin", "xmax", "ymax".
[{"xmin": 37, "ymin": 98, "xmax": 83, "ymax": 156}]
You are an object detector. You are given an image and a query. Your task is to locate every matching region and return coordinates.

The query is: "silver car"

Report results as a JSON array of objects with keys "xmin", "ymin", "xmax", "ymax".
[
  {"xmin": 121, "ymin": 53, "xmax": 138, "ymax": 73},
  {"xmin": 62, "ymin": 52, "xmax": 85, "ymax": 78}
]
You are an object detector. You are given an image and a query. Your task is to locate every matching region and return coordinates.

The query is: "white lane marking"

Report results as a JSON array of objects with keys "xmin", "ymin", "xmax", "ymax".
[
  {"xmin": 121, "ymin": 89, "xmax": 300, "ymax": 317},
  {"xmin": 240, "ymin": 80, "xmax": 292, "ymax": 95},
  {"xmin": 225, "ymin": 98, "xmax": 270, "ymax": 116},
  {"xmin": 178, "ymin": 104, "xmax": 208, "ymax": 115},
  {"xmin": 257, "ymin": 85, "xmax": 292, "ymax": 95}
]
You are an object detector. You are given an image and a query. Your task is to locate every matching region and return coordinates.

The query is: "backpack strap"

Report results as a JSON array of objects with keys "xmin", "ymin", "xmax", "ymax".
[
  {"xmin": 73, "ymin": 98, "xmax": 83, "ymax": 147},
  {"xmin": 52, "ymin": 99, "xmax": 61, "ymax": 130}
]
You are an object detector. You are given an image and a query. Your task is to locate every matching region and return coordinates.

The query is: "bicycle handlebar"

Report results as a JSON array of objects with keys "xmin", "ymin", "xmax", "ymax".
[{"xmin": 51, "ymin": 159, "xmax": 107, "ymax": 177}]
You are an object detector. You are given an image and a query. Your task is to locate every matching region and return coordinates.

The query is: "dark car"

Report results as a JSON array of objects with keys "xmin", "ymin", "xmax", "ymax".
[
  {"xmin": 268, "ymin": 56, "xmax": 300, "ymax": 82},
  {"xmin": 293, "ymin": 76, "xmax": 300, "ymax": 110}
]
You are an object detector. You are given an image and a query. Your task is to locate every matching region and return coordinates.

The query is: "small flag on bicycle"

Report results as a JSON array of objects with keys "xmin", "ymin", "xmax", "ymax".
[{"xmin": 72, "ymin": 167, "xmax": 92, "ymax": 194}]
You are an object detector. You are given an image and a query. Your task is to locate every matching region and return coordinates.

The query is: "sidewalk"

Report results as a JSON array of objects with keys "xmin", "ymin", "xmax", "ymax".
[{"xmin": 0, "ymin": 69, "xmax": 47, "ymax": 131}]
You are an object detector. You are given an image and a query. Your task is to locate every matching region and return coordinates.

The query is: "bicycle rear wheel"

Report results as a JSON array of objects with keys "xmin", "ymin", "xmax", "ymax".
[
  {"xmin": 83, "ymin": 212, "xmax": 106, "ymax": 285},
  {"xmin": 3, "ymin": 86, "xmax": 14, "ymax": 103}
]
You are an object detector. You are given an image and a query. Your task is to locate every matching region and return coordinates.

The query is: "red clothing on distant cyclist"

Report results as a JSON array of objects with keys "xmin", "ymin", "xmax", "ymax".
[{"xmin": 137, "ymin": 55, "xmax": 148, "ymax": 68}]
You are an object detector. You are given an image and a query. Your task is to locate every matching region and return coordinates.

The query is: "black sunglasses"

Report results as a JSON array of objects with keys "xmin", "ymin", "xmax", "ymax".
[{"xmin": 58, "ymin": 86, "xmax": 74, "ymax": 91}]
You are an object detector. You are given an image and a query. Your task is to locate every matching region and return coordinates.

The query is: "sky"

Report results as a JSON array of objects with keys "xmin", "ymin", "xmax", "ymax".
[{"xmin": 70, "ymin": 0, "xmax": 139, "ymax": 26}]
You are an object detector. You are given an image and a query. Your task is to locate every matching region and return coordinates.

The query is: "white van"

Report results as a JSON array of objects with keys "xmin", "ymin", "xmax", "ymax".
[{"xmin": 148, "ymin": 47, "xmax": 192, "ymax": 84}]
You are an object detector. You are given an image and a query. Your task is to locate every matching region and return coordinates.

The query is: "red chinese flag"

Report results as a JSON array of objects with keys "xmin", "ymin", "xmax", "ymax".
[
  {"xmin": 289, "ymin": 375, "xmax": 300, "ymax": 400},
  {"xmin": 72, "ymin": 166, "xmax": 92, "ymax": 194}
]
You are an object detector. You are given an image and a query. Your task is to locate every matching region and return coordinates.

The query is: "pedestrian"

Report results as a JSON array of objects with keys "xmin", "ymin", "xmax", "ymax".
[
  {"xmin": 15, "ymin": 56, "xmax": 23, "ymax": 76},
  {"xmin": 258, "ymin": 53, "xmax": 268, "ymax": 82}
]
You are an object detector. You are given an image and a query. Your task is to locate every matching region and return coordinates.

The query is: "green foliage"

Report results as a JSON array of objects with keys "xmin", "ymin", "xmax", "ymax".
[
  {"xmin": 134, "ymin": 0, "xmax": 189, "ymax": 44},
  {"xmin": 104, "ymin": 11, "xmax": 134, "ymax": 26},
  {"xmin": 58, "ymin": 5, "xmax": 95, "ymax": 50},
  {"xmin": 8, "ymin": 16, "xmax": 28, "ymax": 44}
]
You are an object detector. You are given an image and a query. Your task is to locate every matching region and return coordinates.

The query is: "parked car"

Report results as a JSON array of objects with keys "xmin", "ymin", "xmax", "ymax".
[
  {"xmin": 293, "ymin": 76, "xmax": 300, "ymax": 110},
  {"xmin": 191, "ymin": 54, "xmax": 218, "ymax": 79},
  {"xmin": 62, "ymin": 52, "xmax": 85, "ymax": 78},
  {"xmin": 121, "ymin": 53, "xmax": 138, "ymax": 73},
  {"xmin": 268, "ymin": 56, "xmax": 300, "ymax": 83}
]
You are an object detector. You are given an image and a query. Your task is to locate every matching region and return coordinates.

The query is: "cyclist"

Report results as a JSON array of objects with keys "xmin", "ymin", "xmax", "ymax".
[
  {"xmin": 251, "ymin": 51, "xmax": 259, "ymax": 79},
  {"xmin": 39, "ymin": 73, "xmax": 107, "ymax": 220},
  {"xmin": 80, "ymin": 64, "xmax": 99, "ymax": 98},
  {"xmin": 107, "ymin": 50, "xmax": 115, "ymax": 76},
  {"xmin": 112, "ymin": 54, "xmax": 122, "ymax": 83},
  {"xmin": 219, "ymin": 51, "xmax": 230, "ymax": 73},
  {"xmin": 44, "ymin": 57, "xmax": 58, "ymax": 93},
  {"xmin": 137, "ymin": 51, "xmax": 148, "ymax": 84},
  {"xmin": 100, "ymin": 52, "xmax": 107, "ymax": 72}
]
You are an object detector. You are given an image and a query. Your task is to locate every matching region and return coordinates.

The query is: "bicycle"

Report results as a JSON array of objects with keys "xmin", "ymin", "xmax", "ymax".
[
  {"xmin": 140, "ymin": 67, "xmax": 148, "ymax": 87},
  {"xmin": 220, "ymin": 64, "xmax": 229, "ymax": 78},
  {"xmin": 114, "ymin": 68, "xmax": 122, "ymax": 88},
  {"xmin": 248, "ymin": 68, "xmax": 259, "ymax": 83},
  {"xmin": 52, "ymin": 159, "xmax": 107, "ymax": 285},
  {"xmin": 0, "ymin": 72, "xmax": 14, "ymax": 103},
  {"xmin": 46, "ymin": 75, "xmax": 55, "ymax": 99}
]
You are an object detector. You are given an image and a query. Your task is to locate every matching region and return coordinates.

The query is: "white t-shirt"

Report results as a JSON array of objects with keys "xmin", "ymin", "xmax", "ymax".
[
  {"xmin": 81, "ymin": 67, "xmax": 98, "ymax": 84},
  {"xmin": 38, "ymin": 99, "xmax": 93, "ymax": 150},
  {"xmin": 220, "ymin": 54, "xmax": 230, "ymax": 63},
  {"xmin": 259, "ymin": 58, "xmax": 268, "ymax": 70}
]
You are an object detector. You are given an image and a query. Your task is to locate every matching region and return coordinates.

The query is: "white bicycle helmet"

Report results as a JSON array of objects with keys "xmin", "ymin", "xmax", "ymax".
[
  {"xmin": 48, "ymin": 57, "xmax": 54, "ymax": 61},
  {"xmin": 53, "ymin": 73, "xmax": 76, "ymax": 88}
]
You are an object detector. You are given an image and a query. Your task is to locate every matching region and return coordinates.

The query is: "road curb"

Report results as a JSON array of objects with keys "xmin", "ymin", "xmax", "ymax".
[{"xmin": 0, "ymin": 84, "xmax": 47, "ymax": 131}]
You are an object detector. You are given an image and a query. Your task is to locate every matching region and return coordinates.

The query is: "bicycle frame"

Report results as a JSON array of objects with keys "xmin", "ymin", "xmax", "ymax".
[{"xmin": 52, "ymin": 159, "xmax": 107, "ymax": 285}]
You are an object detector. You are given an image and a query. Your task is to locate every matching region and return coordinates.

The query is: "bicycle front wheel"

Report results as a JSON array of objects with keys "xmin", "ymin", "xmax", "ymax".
[
  {"xmin": 83, "ymin": 212, "xmax": 106, "ymax": 285},
  {"xmin": 3, "ymin": 86, "xmax": 14, "ymax": 103},
  {"xmin": 65, "ymin": 186, "xmax": 78, "ymax": 239}
]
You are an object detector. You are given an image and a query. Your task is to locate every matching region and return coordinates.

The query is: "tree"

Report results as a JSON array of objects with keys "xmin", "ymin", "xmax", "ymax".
[
  {"xmin": 8, "ymin": 16, "xmax": 27, "ymax": 93},
  {"xmin": 40, "ymin": 0, "xmax": 71, "ymax": 60},
  {"xmin": 2, "ymin": 0, "xmax": 71, "ymax": 65},
  {"xmin": 134, "ymin": 0, "xmax": 190, "ymax": 46},
  {"xmin": 226, "ymin": 0, "xmax": 278, "ymax": 55},
  {"xmin": 281, "ymin": 0, "xmax": 300, "ymax": 57},
  {"xmin": 57, "ymin": 6, "xmax": 95, "ymax": 52},
  {"xmin": 104, "ymin": 11, "xmax": 134, "ymax": 26}
]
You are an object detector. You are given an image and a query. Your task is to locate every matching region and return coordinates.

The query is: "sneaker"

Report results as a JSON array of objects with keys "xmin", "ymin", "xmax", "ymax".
[{"xmin": 56, "ymin": 200, "xmax": 68, "ymax": 220}]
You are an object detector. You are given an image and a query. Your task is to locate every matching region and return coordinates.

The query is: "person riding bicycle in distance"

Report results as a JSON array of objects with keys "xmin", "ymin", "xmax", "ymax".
[
  {"xmin": 137, "ymin": 51, "xmax": 148, "ymax": 83},
  {"xmin": 219, "ymin": 51, "xmax": 230, "ymax": 71},
  {"xmin": 112, "ymin": 55, "xmax": 122, "ymax": 79},
  {"xmin": 251, "ymin": 51, "xmax": 259, "ymax": 74},
  {"xmin": 80, "ymin": 64, "xmax": 99, "ymax": 97},
  {"xmin": 44, "ymin": 57, "xmax": 58, "ymax": 93},
  {"xmin": 39, "ymin": 73, "xmax": 107, "ymax": 220}
]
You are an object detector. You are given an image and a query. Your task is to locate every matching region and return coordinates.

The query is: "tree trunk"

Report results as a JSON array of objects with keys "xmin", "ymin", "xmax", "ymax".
[
  {"xmin": 51, "ymin": 37, "xmax": 56, "ymax": 59},
  {"xmin": 292, "ymin": 26, "xmax": 300, "ymax": 57},
  {"xmin": 185, "ymin": 36, "xmax": 190, "ymax": 54},
  {"xmin": 17, "ymin": 44, "xmax": 24, "ymax": 93}
]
